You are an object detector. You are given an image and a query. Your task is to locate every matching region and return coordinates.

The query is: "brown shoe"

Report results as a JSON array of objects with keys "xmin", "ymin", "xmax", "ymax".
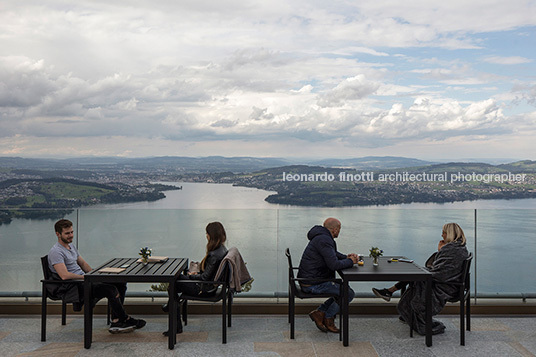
[
  {"xmin": 308, "ymin": 310, "xmax": 328, "ymax": 332},
  {"xmin": 323, "ymin": 317, "xmax": 340, "ymax": 333}
]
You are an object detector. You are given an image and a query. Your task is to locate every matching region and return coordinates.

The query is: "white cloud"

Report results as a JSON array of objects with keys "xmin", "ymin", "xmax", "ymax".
[
  {"xmin": 0, "ymin": 1, "xmax": 535, "ymax": 158},
  {"xmin": 484, "ymin": 56, "xmax": 533, "ymax": 65},
  {"xmin": 317, "ymin": 75, "xmax": 380, "ymax": 107}
]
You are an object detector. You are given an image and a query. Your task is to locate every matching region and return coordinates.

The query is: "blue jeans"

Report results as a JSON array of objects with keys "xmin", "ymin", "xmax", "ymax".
[{"xmin": 302, "ymin": 281, "xmax": 355, "ymax": 318}]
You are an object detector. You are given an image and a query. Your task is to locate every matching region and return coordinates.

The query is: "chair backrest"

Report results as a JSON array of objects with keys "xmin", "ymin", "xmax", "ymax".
[
  {"xmin": 41, "ymin": 255, "xmax": 52, "ymax": 280},
  {"xmin": 461, "ymin": 252, "xmax": 473, "ymax": 293},
  {"xmin": 285, "ymin": 248, "xmax": 301, "ymax": 296},
  {"xmin": 448, "ymin": 252, "xmax": 472, "ymax": 303},
  {"xmin": 285, "ymin": 248, "xmax": 295, "ymax": 280}
]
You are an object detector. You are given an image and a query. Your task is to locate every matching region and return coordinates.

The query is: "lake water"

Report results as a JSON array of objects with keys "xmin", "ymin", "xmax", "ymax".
[{"xmin": 1, "ymin": 182, "xmax": 535, "ymax": 296}]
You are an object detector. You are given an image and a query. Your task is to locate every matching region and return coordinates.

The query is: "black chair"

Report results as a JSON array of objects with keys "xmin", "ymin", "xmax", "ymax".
[
  {"xmin": 285, "ymin": 248, "xmax": 342, "ymax": 340},
  {"xmin": 409, "ymin": 252, "xmax": 473, "ymax": 345},
  {"xmin": 40, "ymin": 255, "xmax": 84, "ymax": 341},
  {"xmin": 446, "ymin": 252, "xmax": 473, "ymax": 345},
  {"xmin": 179, "ymin": 260, "xmax": 233, "ymax": 344}
]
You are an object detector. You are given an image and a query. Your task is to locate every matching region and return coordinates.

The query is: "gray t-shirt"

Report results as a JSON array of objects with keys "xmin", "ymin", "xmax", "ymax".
[{"xmin": 48, "ymin": 242, "xmax": 85, "ymax": 276}]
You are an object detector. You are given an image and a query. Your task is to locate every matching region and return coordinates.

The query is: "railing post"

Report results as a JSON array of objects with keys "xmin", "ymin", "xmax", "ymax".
[{"xmin": 474, "ymin": 208, "xmax": 477, "ymax": 305}]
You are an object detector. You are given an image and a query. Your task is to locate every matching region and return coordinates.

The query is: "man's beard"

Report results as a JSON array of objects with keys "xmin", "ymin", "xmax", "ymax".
[{"xmin": 60, "ymin": 236, "xmax": 72, "ymax": 244}]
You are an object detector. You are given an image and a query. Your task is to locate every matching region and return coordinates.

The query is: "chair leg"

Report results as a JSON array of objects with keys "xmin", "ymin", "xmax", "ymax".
[
  {"xmin": 289, "ymin": 292, "xmax": 295, "ymax": 339},
  {"xmin": 460, "ymin": 298, "xmax": 465, "ymax": 346},
  {"xmin": 227, "ymin": 293, "xmax": 232, "ymax": 328},
  {"xmin": 467, "ymin": 295, "xmax": 471, "ymax": 331},
  {"xmin": 41, "ymin": 287, "xmax": 47, "ymax": 342},
  {"xmin": 288, "ymin": 287, "xmax": 291, "ymax": 323},
  {"xmin": 222, "ymin": 292, "xmax": 227, "ymax": 344},
  {"xmin": 182, "ymin": 299, "xmax": 188, "ymax": 326},
  {"xmin": 61, "ymin": 301, "xmax": 67, "ymax": 325}
]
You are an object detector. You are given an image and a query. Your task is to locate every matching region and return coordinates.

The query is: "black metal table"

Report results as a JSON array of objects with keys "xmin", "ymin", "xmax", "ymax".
[
  {"xmin": 338, "ymin": 256, "xmax": 433, "ymax": 347},
  {"xmin": 84, "ymin": 257, "xmax": 188, "ymax": 350}
]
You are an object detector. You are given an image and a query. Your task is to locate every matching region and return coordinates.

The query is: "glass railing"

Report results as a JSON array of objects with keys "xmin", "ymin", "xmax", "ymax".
[{"xmin": 0, "ymin": 208, "xmax": 534, "ymax": 300}]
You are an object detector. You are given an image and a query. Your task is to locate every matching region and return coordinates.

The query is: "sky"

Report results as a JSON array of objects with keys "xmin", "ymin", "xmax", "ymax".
[{"xmin": 1, "ymin": 0, "xmax": 535, "ymax": 161}]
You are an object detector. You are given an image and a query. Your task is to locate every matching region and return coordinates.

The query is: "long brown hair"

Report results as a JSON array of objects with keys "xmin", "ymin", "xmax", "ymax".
[{"xmin": 200, "ymin": 222, "xmax": 227, "ymax": 270}]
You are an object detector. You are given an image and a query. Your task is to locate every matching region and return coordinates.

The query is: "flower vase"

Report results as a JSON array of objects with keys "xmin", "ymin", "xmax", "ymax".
[
  {"xmin": 141, "ymin": 257, "xmax": 148, "ymax": 266},
  {"xmin": 373, "ymin": 256, "xmax": 379, "ymax": 266}
]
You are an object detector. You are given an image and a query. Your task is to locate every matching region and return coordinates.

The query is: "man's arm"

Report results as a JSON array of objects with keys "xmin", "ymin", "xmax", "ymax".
[
  {"xmin": 53, "ymin": 263, "xmax": 84, "ymax": 280},
  {"xmin": 77, "ymin": 256, "xmax": 92, "ymax": 273},
  {"xmin": 318, "ymin": 238, "xmax": 354, "ymax": 270}
]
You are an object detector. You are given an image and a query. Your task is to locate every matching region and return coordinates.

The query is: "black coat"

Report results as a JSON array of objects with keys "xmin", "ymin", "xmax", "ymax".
[
  {"xmin": 297, "ymin": 225, "xmax": 353, "ymax": 285},
  {"xmin": 397, "ymin": 241, "xmax": 469, "ymax": 334},
  {"xmin": 188, "ymin": 245, "xmax": 228, "ymax": 294}
]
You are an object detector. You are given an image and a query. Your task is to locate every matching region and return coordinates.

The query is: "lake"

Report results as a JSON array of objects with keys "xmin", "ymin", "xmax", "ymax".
[{"xmin": 0, "ymin": 182, "xmax": 535, "ymax": 296}]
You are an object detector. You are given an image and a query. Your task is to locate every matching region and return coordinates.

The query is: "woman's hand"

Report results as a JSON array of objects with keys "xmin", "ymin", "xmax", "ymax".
[
  {"xmin": 438, "ymin": 240, "xmax": 446, "ymax": 251},
  {"xmin": 187, "ymin": 271, "xmax": 197, "ymax": 276}
]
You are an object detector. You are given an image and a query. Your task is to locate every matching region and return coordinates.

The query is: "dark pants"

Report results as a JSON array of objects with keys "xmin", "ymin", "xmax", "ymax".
[
  {"xmin": 92, "ymin": 282, "xmax": 128, "ymax": 321},
  {"xmin": 395, "ymin": 281, "xmax": 410, "ymax": 291},
  {"xmin": 167, "ymin": 275, "xmax": 215, "ymax": 325}
]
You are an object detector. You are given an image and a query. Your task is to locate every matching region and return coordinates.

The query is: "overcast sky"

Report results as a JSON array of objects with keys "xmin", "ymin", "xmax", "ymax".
[{"xmin": 1, "ymin": 1, "xmax": 535, "ymax": 160}]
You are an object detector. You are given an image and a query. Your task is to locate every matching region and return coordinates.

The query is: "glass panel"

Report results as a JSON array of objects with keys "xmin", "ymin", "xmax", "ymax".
[
  {"xmin": 1, "ymin": 206, "xmax": 533, "ymax": 298},
  {"xmin": 277, "ymin": 208, "xmax": 475, "ymax": 295},
  {"xmin": 77, "ymin": 208, "xmax": 278, "ymax": 293},
  {"xmin": 0, "ymin": 209, "xmax": 79, "ymax": 292},
  {"xmin": 475, "ymin": 209, "xmax": 536, "ymax": 294}
]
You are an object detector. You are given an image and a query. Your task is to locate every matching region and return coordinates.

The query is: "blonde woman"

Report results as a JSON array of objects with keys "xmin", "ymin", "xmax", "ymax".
[{"xmin": 372, "ymin": 223, "xmax": 469, "ymax": 335}]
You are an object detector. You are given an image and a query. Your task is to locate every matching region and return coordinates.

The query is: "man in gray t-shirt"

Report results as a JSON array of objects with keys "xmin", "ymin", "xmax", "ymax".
[
  {"xmin": 48, "ymin": 242, "xmax": 84, "ymax": 276},
  {"xmin": 48, "ymin": 219, "xmax": 146, "ymax": 334}
]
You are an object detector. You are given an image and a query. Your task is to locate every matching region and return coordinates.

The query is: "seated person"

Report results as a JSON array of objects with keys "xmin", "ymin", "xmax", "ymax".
[
  {"xmin": 48, "ymin": 219, "xmax": 146, "ymax": 334},
  {"xmin": 163, "ymin": 221, "xmax": 228, "ymax": 336},
  {"xmin": 372, "ymin": 222, "xmax": 469, "ymax": 335},
  {"xmin": 297, "ymin": 218, "xmax": 359, "ymax": 333}
]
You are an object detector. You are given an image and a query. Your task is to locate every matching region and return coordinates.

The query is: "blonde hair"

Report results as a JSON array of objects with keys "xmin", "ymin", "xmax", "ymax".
[{"xmin": 442, "ymin": 223, "xmax": 466, "ymax": 245}]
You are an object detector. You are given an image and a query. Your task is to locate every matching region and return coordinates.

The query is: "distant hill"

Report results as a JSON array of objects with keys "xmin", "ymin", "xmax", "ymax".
[
  {"xmin": 123, "ymin": 156, "xmax": 291, "ymax": 172},
  {"xmin": 215, "ymin": 161, "xmax": 536, "ymax": 207},
  {"xmin": 498, "ymin": 160, "xmax": 536, "ymax": 173},
  {"xmin": 0, "ymin": 156, "xmax": 291, "ymax": 173},
  {"xmin": 1, "ymin": 156, "xmax": 534, "ymax": 174},
  {"xmin": 309, "ymin": 156, "xmax": 436, "ymax": 169}
]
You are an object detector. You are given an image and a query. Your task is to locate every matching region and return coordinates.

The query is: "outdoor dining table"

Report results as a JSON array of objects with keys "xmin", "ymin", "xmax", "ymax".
[
  {"xmin": 338, "ymin": 256, "xmax": 433, "ymax": 347},
  {"xmin": 83, "ymin": 257, "xmax": 188, "ymax": 350}
]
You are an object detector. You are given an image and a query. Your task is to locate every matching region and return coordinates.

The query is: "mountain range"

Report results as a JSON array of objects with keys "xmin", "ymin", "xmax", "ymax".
[{"xmin": 1, "ymin": 155, "xmax": 528, "ymax": 173}]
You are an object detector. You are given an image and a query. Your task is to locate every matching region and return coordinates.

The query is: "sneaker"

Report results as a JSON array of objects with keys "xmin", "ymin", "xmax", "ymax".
[
  {"xmin": 108, "ymin": 321, "xmax": 135, "ymax": 334},
  {"xmin": 372, "ymin": 288, "xmax": 392, "ymax": 302},
  {"xmin": 126, "ymin": 317, "xmax": 146, "ymax": 329}
]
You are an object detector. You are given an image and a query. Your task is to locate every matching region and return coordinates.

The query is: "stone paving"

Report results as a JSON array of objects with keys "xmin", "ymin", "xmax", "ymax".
[{"xmin": 1, "ymin": 314, "xmax": 535, "ymax": 356}]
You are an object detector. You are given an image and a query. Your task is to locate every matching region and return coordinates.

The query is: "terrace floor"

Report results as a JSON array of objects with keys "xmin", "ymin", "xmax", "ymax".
[{"xmin": 1, "ymin": 314, "xmax": 535, "ymax": 357}]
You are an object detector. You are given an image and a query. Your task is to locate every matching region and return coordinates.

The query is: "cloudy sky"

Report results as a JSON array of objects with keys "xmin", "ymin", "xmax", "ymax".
[{"xmin": 1, "ymin": 1, "xmax": 535, "ymax": 160}]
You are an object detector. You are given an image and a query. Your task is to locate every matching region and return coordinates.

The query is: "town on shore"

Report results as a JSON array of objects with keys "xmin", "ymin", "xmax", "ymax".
[{"xmin": 1, "ymin": 156, "xmax": 535, "ymax": 224}]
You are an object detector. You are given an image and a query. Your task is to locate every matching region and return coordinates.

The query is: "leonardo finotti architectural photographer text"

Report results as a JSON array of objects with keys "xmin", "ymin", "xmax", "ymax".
[{"xmin": 282, "ymin": 171, "xmax": 527, "ymax": 183}]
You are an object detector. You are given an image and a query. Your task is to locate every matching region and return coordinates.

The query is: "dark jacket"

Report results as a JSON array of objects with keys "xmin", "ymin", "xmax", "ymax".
[
  {"xmin": 46, "ymin": 272, "xmax": 83, "ymax": 304},
  {"xmin": 397, "ymin": 241, "xmax": 469, "ymax": 335},
  {"xmin": 297, "ymin": 225, "xmax": 354, "ymax": 285},
  {"xmin": 188, "ymin": 245, "xmax": 228, "ymax": 294}
]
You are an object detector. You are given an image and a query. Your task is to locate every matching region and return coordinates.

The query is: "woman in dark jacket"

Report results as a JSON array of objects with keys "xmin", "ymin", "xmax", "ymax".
[
  {"xmin": 163, "ymin": 221, "xmax": 228, "ymax": 336},
  {"xmin": 373, "ymin": 223, "xmax": 469, "ymax": 335}
]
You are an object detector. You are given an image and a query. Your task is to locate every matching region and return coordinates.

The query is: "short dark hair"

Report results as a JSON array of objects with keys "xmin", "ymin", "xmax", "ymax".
[{"xmin": 54, "ymin": 219, "xmax": 73, "ymax": 234}]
